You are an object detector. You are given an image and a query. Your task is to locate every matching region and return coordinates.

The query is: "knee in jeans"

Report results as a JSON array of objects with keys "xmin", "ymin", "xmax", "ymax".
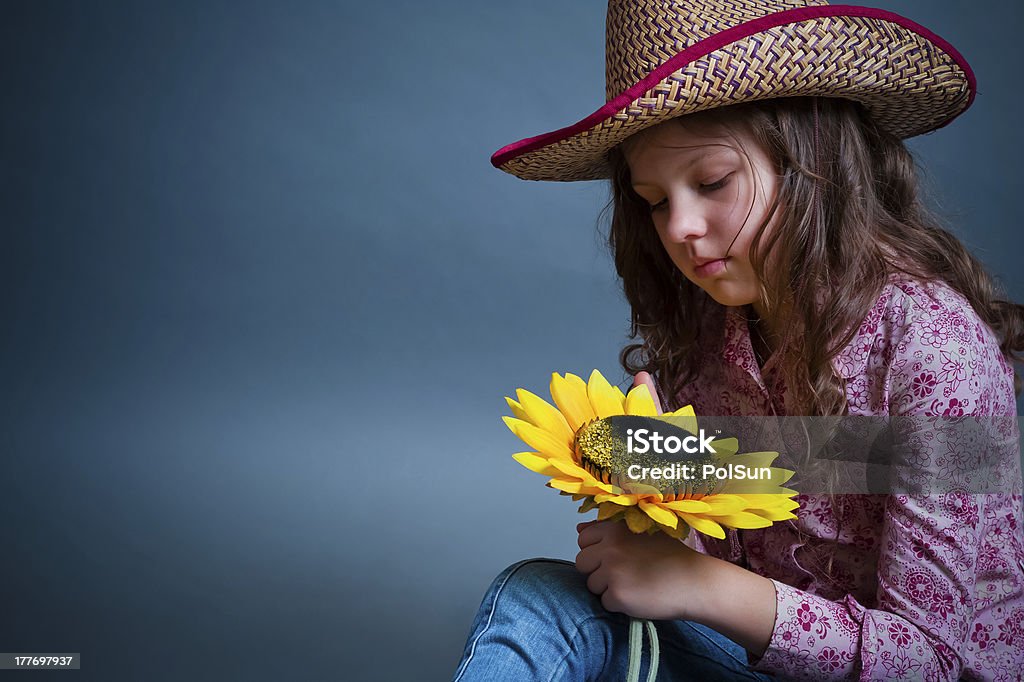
[{"xmin": 491, "ymin": 558, "xmax": 594, "ymax": 614}]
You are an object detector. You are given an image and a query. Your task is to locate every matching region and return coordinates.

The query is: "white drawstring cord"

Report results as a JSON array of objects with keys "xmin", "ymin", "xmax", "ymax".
[{"xmin": 626, "ymin": 618, "xmax": 659, "ymax": 682}]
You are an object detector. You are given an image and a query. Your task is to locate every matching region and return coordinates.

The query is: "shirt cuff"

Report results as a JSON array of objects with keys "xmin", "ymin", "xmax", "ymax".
[{"xmin": 749, "ymin": 579, "xmax": 862, "ymax": 680}]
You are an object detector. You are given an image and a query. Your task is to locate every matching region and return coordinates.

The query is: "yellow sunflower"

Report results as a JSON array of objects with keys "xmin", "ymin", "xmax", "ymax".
[{"xmin": 504, "ymin": 369, "xmax": 799, "ymax": 540}]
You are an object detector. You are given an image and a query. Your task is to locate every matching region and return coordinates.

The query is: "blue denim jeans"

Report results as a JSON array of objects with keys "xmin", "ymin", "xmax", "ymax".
[{"xmin": 451, "ymin": 558, "xmax": 776, "ymax": 681}]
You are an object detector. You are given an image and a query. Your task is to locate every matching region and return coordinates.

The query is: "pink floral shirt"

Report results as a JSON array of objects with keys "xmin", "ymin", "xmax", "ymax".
[{"xmin": 673, "ymin": 276, "xmax": 1024, "ymax": 680}]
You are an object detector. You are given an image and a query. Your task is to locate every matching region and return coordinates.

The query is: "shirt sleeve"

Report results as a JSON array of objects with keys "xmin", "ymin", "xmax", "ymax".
[
  {"xmin": 751, "ymin": 285, "xmax": 1018, "ymax": 680},
  {"xmin": 751, "ymin": 491, "xmax": 979, "ymax": 680}
]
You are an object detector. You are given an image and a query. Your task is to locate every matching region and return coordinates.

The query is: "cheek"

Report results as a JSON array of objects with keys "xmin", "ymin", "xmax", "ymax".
[
  {"xmin": 753, "ymin": 207, "xmax": 785, "ymax": 267},
  {"xmin": 652, "ymin": 224, "xmax": 675, "ymax": 257},
  {"xmin": 650, "ymin": 214, "xmax": 669, "ymax": 240}
]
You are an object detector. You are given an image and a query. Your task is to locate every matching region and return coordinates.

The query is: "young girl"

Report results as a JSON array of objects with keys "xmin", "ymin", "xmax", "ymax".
[{"xmin": 453, "ymin": 1, "xmax": 1024, "ymax": 680}]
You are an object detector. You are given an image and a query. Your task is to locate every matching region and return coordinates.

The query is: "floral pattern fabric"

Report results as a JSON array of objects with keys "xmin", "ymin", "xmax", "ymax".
[{"xmin": 672, "ymin": 276, "xmax": 1024, "ymax": 680}]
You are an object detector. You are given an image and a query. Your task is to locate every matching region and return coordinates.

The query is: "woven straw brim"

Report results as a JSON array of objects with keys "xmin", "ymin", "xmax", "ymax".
[{"xmin": 492, "ymin": 6, "xmax": 974, "ymax": 182}]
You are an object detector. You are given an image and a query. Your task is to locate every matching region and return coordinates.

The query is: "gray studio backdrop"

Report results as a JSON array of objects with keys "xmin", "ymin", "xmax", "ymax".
[{"xmin": 2, "ymin": 1, "xmax": 1021, "ymax": 680}]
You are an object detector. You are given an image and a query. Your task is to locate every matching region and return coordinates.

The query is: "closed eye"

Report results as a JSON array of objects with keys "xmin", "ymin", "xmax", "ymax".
[
  {"xmin": 646, "ymin": 173, "xmax": 733, "ymax": 213},
  {"xmin": 700, "ymin": 173, "xmax": 732, "ymax": 192}
]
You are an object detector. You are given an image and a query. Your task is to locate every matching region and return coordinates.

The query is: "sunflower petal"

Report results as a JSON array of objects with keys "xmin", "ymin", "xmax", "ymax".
[
  {"xmin": 516, "ymin": 388, "xmax": 574, "ymax": 446},
  {"xmin": 662, "ymin": 522, "xmax": 690, "ymax": 540},
  {"xmin": 698, "ymin": 494, "xmax": 747, "ymax": 515},
  {"xmin": 625, "ymin": 482, "xmax": 664, "ymax": 496},
  {"xmin": 624, "ymin": 505, "xmax": 654, "ymax": 533},
  {"xmin": 742, "ymin": 500, "xmax": 800, "ymax": 515},
  {"xmin": 564, "ymin": 372, "xmax": 589, "ymax": 394},
  {"xmin": 679, "ymin": 513, "xmax": 725, "ymax": 539},
  {"xmin": 662, "ymin": 405, "xmax": 698, "ymax": 434},
  {"xmin": 512, "ymin": 452, "xmax": 561, "ymax": 477},
  {"xmin": 547, "ymin": 457, "xmax": 593, "ymax": 481},
  {"xmin": 639, "ymin": 500, "xmax": 678, "ymax": 529},
  {"xmin": 707, "ymin": 437, "xmax": 738, "ymax": 456},
  {"xmin": 772, "ymin": 467, "xmax": 796, "ymax": 485},
  {"xmin": 598, "ymin": 502, "xmax": 624, "ymax": 521},
  {"xmin": 749, "ymin": 507, "xmax": 799, "ymax": 521},
  {"xmin": 724, "ymin": 451, "xmax": 779, "ymax": 469},
  {"xmin": 550, "ymin": 467, "xmax": 614, "ymax": 495},
  {"xmin": 551, "ymin": 373, "xmax": 595, "ymax": 431},
  {"xmin": 587, "ymin": 369, "xmax": 625, "ymax": 418},
  {"xmin": 502, "ymin": 416, "xmax": 574, "ymax": 460},
  {"xmin": 662, "ymin": 499, "xmax": 713, "ymax": 513},
  {"xmin": 771, "ymin": 498, "xmax": 802, "ymax": 512},
  {"xmin": 548, "ymin": 478, "xmax": 585, "ymax": 494},
  {"xmin": 717, "ymin": 473, "xmax": 796, "ymax": 495},
  {"xmin": 715, "ymin": 512, "xmax": 774, "ymax": 529},
  {"xmin": 594, "ymin": 493, "xmax": 638, "ymax": 506},
  {"xmin": 504, "ymin": 397, "xmax": 530, "ymax": 423},
  {"xmin": 737, "ymin": 494, "xmax": 800, "ymax": 510},
  {"xmin": 624, "ymin": 383, "xmax": 658, "ymax": 416}
]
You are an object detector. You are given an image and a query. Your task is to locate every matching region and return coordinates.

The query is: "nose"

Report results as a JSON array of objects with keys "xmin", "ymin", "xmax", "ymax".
[{"xmin": 661, "ymin": 204, "xmax": 708, "ymax": 243}]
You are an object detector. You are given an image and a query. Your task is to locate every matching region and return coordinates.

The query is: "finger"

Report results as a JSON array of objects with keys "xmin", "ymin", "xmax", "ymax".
[
  {"xmin": 574, "ymin": 545, "xmax": 601, "ymax": 575},
  {"xmin": 576, "ymin": 521, "xmax": 598, "ymax": 533},
  {"xmin": 633, "ymin": 371, "xmax": 664, "ymax": 415},
  {"xmin": 585, "ymin": 566, "xmax": 609, "ymax": 596},
  {"xmin": 577, "ymin": 522, "xmax": 609, "ymax": 550},
  {"xmin": 601, "ymin": 586, "xmax": 624, "ymax": 613}
]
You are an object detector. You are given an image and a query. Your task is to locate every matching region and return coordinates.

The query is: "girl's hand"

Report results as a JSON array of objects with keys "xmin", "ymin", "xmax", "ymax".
[
  {"xmin": 632, "ymin": 371, "xmax": 663, "ymax": 415},
  {"xmin": 576, "ymin": 519, "xmax": 779, "ymax": 655},
  {"xmin": 574, "ymin": 520, "xmax": 710, "ymax": 622}
]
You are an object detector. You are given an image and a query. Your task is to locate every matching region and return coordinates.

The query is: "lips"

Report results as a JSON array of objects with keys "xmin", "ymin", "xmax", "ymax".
[{"xmin": 693, "ymin": 257, "xmax": 728, "ymax": 277}]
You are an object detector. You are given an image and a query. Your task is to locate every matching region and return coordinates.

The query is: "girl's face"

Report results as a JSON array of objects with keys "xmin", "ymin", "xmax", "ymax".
[{"xmin": 623, "ymin": 118, "xmax": 781, "ymax": 310}]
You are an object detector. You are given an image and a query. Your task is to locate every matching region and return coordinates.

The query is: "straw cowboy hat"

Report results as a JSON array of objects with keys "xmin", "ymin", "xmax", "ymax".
[{"xmin": 491, "ymin": 0, "xmax": 975, "ymax": 182}]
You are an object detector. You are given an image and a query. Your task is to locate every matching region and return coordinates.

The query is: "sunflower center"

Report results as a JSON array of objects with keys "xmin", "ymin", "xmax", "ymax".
[{"xmin": 574, "ymin": 415, "xmax": 718, "ymax": 495}]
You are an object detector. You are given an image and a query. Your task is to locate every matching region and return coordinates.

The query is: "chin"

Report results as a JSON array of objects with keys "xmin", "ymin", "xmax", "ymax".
[{"xmin": 702, "ymin": 285, "xmax": 757, "ymax": 308}]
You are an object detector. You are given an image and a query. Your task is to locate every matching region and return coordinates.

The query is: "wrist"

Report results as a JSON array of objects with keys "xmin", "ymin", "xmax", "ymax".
[
  {"xmin": 684, "ymin": 554, "xmax": 777, "ymax": 656},
  {"xmin": 679, "ymin": 551, "xmax": 726, "ymax": 623}
]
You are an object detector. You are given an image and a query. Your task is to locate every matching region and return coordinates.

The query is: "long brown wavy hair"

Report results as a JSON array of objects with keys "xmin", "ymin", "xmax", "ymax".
[{"xmin": 605, "ymin": 96, "xmax": 1024, "ymax": 417}]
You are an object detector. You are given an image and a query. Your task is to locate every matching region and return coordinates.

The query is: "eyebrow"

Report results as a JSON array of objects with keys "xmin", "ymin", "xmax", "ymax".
[{"xmin": 630, "ymin": 147, "xmax": 730, "ymax": 189}]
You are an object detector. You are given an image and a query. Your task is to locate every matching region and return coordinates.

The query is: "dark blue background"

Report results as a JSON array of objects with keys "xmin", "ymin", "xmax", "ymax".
[{"xmin": 2, "ymin": 1, "xmax": 1021, "ymax": 680}]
